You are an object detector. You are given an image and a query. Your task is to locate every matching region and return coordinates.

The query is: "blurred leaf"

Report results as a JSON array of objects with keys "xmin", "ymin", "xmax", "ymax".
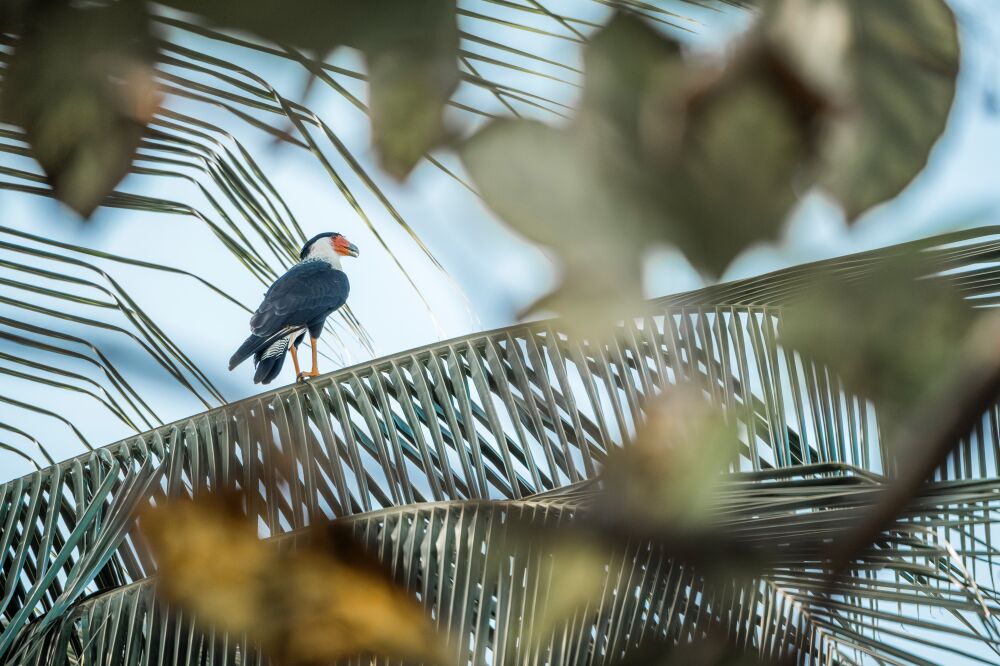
[
  {"xmin": 0, "ymin": 0, "xmax": 29, "ymax": 33},
  {"xmin": 650, "ymin": 46, "xmax": 827, "ymax": 275},
  {"xmin": 513, "ymin": 532, "xmax": 612, "ymax": 655},
  {"xmin": 141, "ymin": 494, "xmax": 266, "ymax": 630},
  {"xmin": 462, "ymin": 10, "xmax": 828, "ymax": 309},
  {"xmin": 591, "ymin": 14, "xmax": 829, "ymax": 276},
  {"xmin": 579, "ymin": 11, "xmax": 685, "ymax": 158},
  {"xmin": 460, "ymin": 14, "xmax": 678, "ymax": 330},
  {"xmin": 459, "ymin": 118, "xmax": 650, "ymax": 333},
  {"xmin": 524, "ymin": 265, "xmax": 651, "ymax": 341},
  {"xmin": 780, "ymin": 255, "xmax": 975, "ymax": 429},
  {"xmin": 463, "ymin": 2, "xmax": 960, "ymax": 325},
  {"xmin": 161, "ymin": 0, "xmax": 459, "ymax": 177},
  {"xmin": 141, "ymin": 493, "xmax": 448, "ymax": 665},
  {"xmin": 602, "ymin": 386, "xmax": 739, "ymax": 530},
  {"xmin": 825, "ymin": 312, "xmax": 1000, "ymax": 574},
  {"xmin": 365, "ymin": 1, "xmax": 458, "ymax": 177},
  {"xmin": 1, "ymin": 0, "xmax": 159, "ymax": 218},
  {"xmin": 460, "ymin": 121, "xmax": 615, "ymax": 247},
  {"xmin": 765, "ymin": 0, "xmax": 853, "ymax": 100},
  {"xmin": 817, "ymin": 0, "xmax": 960, "ymax": 219}
]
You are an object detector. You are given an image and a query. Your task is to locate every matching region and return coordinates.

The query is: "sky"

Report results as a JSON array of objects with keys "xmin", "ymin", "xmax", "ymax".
[{"xmin": 1, "ymin": 0, "xmax": 999, "ymax": 481}]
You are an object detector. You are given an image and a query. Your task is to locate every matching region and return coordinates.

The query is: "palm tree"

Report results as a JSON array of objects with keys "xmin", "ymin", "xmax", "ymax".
[
  {"xmin": 0, "ymin": 229, "xmax": 997, "ymax": 664},
  {"xmin": 1, "ymin": 1, "xmax": 994, "ymax": 664}
]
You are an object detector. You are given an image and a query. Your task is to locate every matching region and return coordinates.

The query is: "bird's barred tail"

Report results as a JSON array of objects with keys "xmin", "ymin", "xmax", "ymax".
[
  {"xmin": 252, "ymin": 337, "xmax": 289, "ymax": 384},
  {"xmin": 228, "ymin": 334, "xmax": 267, "ymax": 370},
  {"xmin": 229, "ymin": 331, "xmax": 290, "ymax": 384}
]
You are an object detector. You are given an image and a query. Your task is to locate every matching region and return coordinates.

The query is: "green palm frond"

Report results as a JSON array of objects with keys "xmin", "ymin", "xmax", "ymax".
[
  {"xmin": 0, "ymin": 228, "xmax": 999, "ymax": 662},
  {"xmin": 18, "ymin": 468, "xmax": 1000, "ymax": 665}
]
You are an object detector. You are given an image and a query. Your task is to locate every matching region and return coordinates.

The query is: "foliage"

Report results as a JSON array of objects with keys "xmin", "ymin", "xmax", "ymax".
[
  {"xmin": 0, "ymin": 1, "xmax": 989, "ymax": 665},
  {"xmin": 3, "ymin": 231, "xmax": 1000, "ymax": 664},
  {"xmin": 1, "ymin": 0, "xmax": 457, "ymax": 208},
  {"xmin": 1, "ymin": 0, "xmax": 158, "ymax": 217},
  {"xmin": 0, "ymin": 0, "xmax": 575, "ymax": 459},
  {"xmin": 601, "ymin": 386, "xmax": 738, "ymax": 529},
  {"xmin": 462, "ymin": 0, "xmax": 959, "ymax": 317},
  {"xmin": 142, "ymin": 492, "xmax": 449, "ymax": 665},
  {"xmin": 780, "ymin": 255, "xmax": 977, "ymax": 428},
  {"xmin": 159, "ymin": 0, "xmax": 458, "ymax": 178}
]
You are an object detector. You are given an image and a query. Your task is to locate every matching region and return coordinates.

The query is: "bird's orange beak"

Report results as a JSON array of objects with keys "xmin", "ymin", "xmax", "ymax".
[{"xmin": 333, "ymin": 236, "xmax": 359, "ymax": 257}]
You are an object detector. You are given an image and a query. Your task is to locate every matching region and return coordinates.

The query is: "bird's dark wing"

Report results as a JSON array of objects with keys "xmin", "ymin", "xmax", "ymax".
[{"xmin": 249, "ymin": 262, "xmax": 350, "ymax": 337}]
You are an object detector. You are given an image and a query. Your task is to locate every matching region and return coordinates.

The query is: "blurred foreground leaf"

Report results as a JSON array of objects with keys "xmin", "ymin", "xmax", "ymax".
[
  {"xmin": 458, "ymin": 15, "xmax": 675, "ymax": 332},
  {"xmin": 460, "ymin": 118, "xmax": 649, "ymax": 334},
  {"xmin": 650, "ymin": 46, "xmax": 826, "ymax": 275},
  {"xmin": 582, "ymin": 11, "xmax": 820, "ymax": 283},
  {"xmin": 141, "ymin": 493, "xmax": 448, "ymax": 665},
  {"xmin": 161, "ymin": 0, "xmax": 459, "ymax": 178},
  {"xmin": 780, "ymin": 256, "xmax": 975, "ymax": 432},
  {"xmin": 825, "ymin": 311, "xmax": 1000, "ymax": 574},
  {"xmin": 1, "ymin": 0, "xmax": 159, "ymax": 217},
  {"xmin": 461, "ymin": 3, "xmax": 959, "ymax": 326},
  {"xmin": 510, "ymin": 531, "xmax": 613, "ymax": 656},
  {"xmin": 602, "ymin": 386, "xmax": 739, "ymax": 530},
  {"xmin": 461, "ymin": 11, "xmax": 829, "ymax": 316},
  {"xmin": 364, "ymin": 2, "xmax": 458, "ymax": 178},
  {"xmin": 818, "ymin": 0, "xmax": 959, "ymax": 219}
]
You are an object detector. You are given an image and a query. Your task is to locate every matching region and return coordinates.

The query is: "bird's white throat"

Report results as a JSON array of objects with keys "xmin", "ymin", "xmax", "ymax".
[{"xmin": 302, "ymin": 240, "xmax": 343, "ymax": 269}]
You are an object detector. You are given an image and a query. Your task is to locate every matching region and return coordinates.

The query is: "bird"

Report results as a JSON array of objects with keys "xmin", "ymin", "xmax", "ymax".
[{"xmin": 229, "ymin": 232, "xmax": 359, "ymax": 384}]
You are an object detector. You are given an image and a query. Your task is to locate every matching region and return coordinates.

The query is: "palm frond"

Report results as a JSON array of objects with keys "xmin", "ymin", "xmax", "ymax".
[
  {"xmin": 0, "ymin": 227, "xmax": 999, "ymax": 661},
  {"xmin": 17, "ymin": 467, "xmax": 1000, "ymax": 665}
]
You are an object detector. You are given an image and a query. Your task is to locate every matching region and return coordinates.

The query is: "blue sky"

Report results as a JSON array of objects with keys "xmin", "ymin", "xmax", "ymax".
[{"xmin": 1, "ymin": 0, "xmax": 999, "ymax": 480}]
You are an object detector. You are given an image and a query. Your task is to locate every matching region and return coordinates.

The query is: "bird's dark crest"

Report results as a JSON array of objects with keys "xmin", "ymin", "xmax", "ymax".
[{"xmin": 299, "ymin": 232, "xmax": 343, "ymax": 260}]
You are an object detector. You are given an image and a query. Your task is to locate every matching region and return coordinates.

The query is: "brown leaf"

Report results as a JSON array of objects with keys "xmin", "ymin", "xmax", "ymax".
[
  {"xmin": 141, "ymin": 493, "xmax": 448, "ymax": 665},
  {"xmin": 1, "ymin": 0, "xmax": 160, "ymax": 218}
]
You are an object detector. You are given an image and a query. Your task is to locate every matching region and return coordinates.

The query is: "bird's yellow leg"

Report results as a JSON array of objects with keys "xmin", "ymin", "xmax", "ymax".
[
  {"xmin": 290, "ymin": 344, "xmax": 302, "ymax": 380},
  {"xmin": 307, "ymin": 338, "xmax": 320, "ymax": 377}
]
